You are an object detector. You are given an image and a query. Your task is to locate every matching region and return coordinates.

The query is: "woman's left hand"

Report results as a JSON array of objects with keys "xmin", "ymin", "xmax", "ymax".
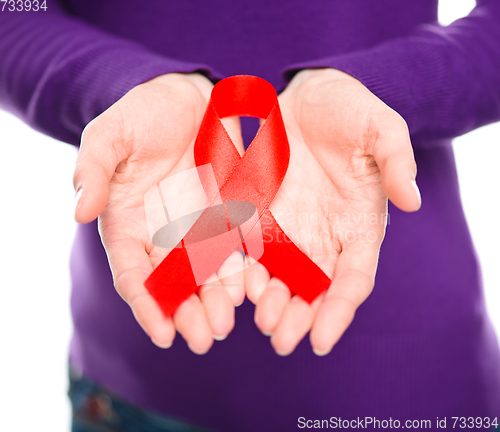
[{"xmin": 245, "ymin": 68, "xmax": 421, "ymax": 356}]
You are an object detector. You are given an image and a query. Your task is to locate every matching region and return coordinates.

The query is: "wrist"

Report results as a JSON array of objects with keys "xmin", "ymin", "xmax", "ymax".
[
  {"xmin": 142, "ymin": 72, "xmax": 213, "ymax": 100},
  {"xmin": 287, "ymin": 68, "xmax": 361, "ymax": 94}
]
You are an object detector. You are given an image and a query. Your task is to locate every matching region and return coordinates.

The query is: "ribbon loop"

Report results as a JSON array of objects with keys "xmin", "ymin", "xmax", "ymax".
[
  {"xmin": 211, "ymin": 75, "xmax": 278, "ymax": 119},
  {"xmin": 145, "ymin": 75, "xmax": 330, "ymax": 317}
]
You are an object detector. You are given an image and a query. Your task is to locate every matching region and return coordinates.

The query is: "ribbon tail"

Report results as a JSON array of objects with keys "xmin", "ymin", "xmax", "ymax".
[
  {"xmin": 255, "ymin": 210, "xmax": 330, "ymax": 303},
  {"xmin": 144, "ymin": 248, "xmax": 198, "ymax": 317}
]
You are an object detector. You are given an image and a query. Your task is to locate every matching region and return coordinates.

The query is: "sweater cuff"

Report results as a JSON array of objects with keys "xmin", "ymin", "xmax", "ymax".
[
  {"xmin": 57, "ymin": 46, "xmax": 222, "ymax": 143},
  {"xmin": 33, "ymin": 39, "xmax": 223, "ymax": 145},
  {"xmin": 281, "ymin": 32, "xmax": 461, "ymax": 140}
]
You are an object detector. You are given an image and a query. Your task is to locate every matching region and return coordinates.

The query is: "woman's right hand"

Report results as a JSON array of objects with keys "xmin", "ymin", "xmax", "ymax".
[{"xmin": 73, "ymin": 73, "xmax": 245, "ymax": 354}]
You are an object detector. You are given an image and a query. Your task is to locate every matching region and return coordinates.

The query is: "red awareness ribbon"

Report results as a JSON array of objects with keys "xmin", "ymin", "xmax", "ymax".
[{"xmin": 145, "ymin": 75, "xmax": 331, "ymax": 317}]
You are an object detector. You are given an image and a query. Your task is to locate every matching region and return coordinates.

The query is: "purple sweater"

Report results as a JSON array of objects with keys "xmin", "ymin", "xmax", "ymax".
[{"xmin": 1, "ymin": 1, "xmax": 500, "ymax": 430}]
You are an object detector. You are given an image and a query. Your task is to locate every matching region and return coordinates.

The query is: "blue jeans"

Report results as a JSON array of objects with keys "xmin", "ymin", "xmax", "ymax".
[{"xmin": 68, "ymin": 367, "xmax": 213, "ymax": 432}]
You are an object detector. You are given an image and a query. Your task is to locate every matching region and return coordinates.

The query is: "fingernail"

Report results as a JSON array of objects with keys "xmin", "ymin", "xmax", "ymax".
[
  {"xmin": 213, "ymin": 334, "xmax": 228, "ymax": 341},
  {"xmin": 151, "ymin": 338, "xmax": 172, "ymax": 349},
  {"xmin": 187, "ymin": 342, "xmax": 208, "ymax": 355},
  {"xmin": 313, "ymin": 347, "xmax": 330, "ymax": 357},
  {"xmin": 274, "ymin": 345, "xmax": 292, "ymax": 356},
  {"xmin": 262, "ymin": 330, "xmax": 272, "ymax": 337},
  {"xmin": 74, "ymin": 188, "xmax": 83, "ymax": 218},
  {"xmin": 411, "ymin": 180, "xmax": 422, "ymax": 208},
  {"xmin": 271, "ymin": 338, "xmax": 291, "ymax": 356}
]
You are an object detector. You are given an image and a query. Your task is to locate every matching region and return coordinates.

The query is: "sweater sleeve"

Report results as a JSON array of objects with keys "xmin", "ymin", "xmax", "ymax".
[
  {"xmin": 283, "ymin": 0, "xmax": 500, "ymax": 143},
  {"xmin": 0, "ymin": 2, "xmax": 219, "ymax": 145}
]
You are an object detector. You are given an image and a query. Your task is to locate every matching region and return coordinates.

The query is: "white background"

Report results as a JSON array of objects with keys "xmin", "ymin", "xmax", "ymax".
[{"xmin": 0, "ymin": 1, "xmax": 498, "ymax": 430}]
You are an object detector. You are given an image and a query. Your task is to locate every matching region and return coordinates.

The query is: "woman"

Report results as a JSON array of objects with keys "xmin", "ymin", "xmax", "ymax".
[{"xmin": 1, "ymin": 1, "xmax": 499, "ymax": 430}]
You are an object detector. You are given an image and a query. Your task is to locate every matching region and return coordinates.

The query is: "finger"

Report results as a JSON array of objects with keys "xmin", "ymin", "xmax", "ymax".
[
  {"xmin": 221, "ymin": 116, "xmax": 244, "ymax": 155},
  {"xmin": 370, "ymin": 110, "xmax": 421, "ymax": 212},
  {"xmin": 74, "ymin": 117, "xmax": 127, "ymax": 224},
  {"xmin": 106, "ymin": 237, "xmax": 176, "ymax": 348},
  {"xmin": 254, "ymin": 277, "xmax": 291, "ymax": 336},
  {"xmin": 173, "ymin": 293, "xmax": 214, "ymax": 354},
  {"xmin": 198, "ymin": 278, "xmax": 235, "ymax": 340},
  {"xmin": 131, "ymin": 294, "xmax": 176, "ymax": 349},
  {"xmin": 310, "ymin": 240, "xmax": 378, "ymax": 356},
  {"xmin": 217, "ymin": 250, "xmax": 246, "ymax": 306},
  {"xmin": 270, "ymin": 292, "xmax": 325, "ymax": 356},
  {"xmin": 244, "ymin": 258, "xmax": 270, "ymax": 304}
]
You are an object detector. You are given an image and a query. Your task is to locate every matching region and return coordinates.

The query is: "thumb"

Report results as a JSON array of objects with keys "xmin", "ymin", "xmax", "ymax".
[
  {"xmin": 73, "ymin": 118, "xmax": 127, "ymax": 224},
  {"xmin": 371, "ymin": 111, "xmax": 421, "ymax": 213}
]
